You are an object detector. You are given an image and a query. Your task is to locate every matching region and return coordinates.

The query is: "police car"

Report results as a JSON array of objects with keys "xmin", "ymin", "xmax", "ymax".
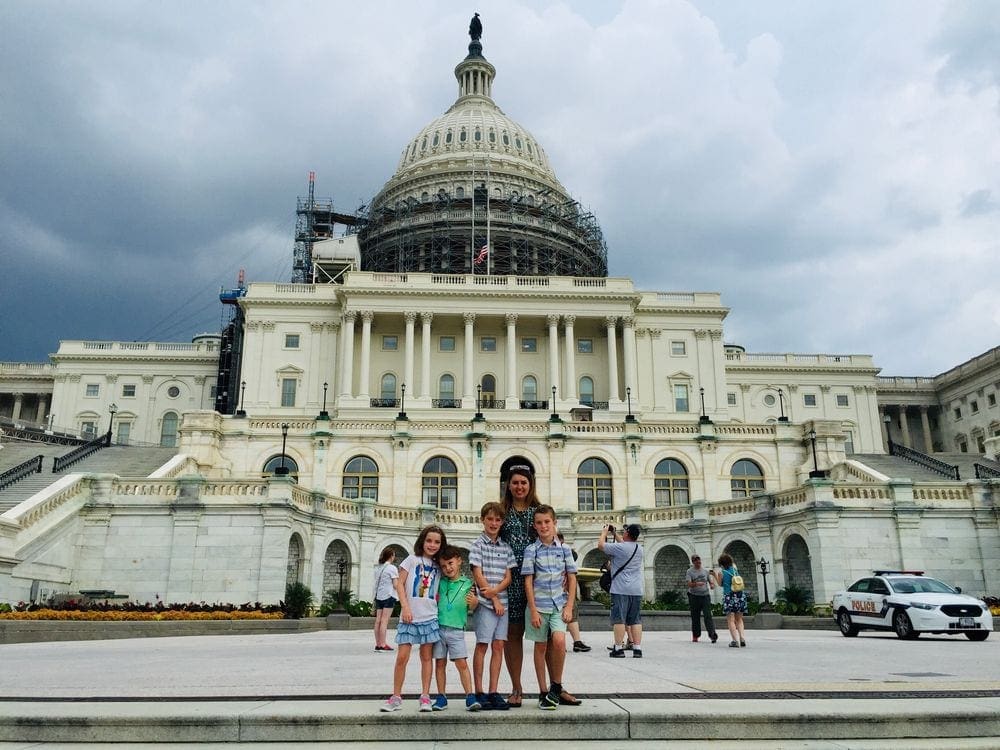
[{"xmin": 832, "ymin": 571, "xmax": 992, "ymax": 641}]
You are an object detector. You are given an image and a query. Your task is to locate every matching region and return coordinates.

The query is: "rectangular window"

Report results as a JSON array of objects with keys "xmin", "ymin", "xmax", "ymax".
[
  {"xmin": 989, "ymin": 393, "xmax": 997, "ymax": 407},
  {"xmin": 971, "ymin": 400, "xmax": 979, "ymax": 414},
  {"xmin": 284, "ymin": 334, "xmax": 300, "ymax": 349},
  {"xmin": 81, "ymin": 421, "xmax": 97, "ymax": 438},
  {"xmin": 844, "ymin": 430, "xmax": 855, "ymax": 454},
  {"xmin": 122, "ymin": 384, "xmax": 136, "ymax": 398},
  {"xmin": 576, "ymin": 339, "xmax": 593, "ymax": 354},
  {"xmin": 836, "ymin": 394, "xmax": 849, "ymax": 407},
  {"xmin": 481, "ymin": 336, "xmax": 497, "ymax": 352},
  {"xmin": 727, "ymin": 392, "xmax": 737, "ymax": 406},
  {"xmin": 671, "ymin": 341, "xmax": 686, "ymax": 356},
  {"xmin": 804, "ymin": 394, "xmax": 817, "ymax": 407},
  {"xmin": 954, "ymin": 407, "xmax": 962, "ymax": 420},
  {"xmin": 116, "ymin": 422, "xmax": 131, "ymax": 446},
  {"xmin": 281, "ymin": 378, "xmax": 297, "ymax": 407},
  {"xmin": 439, "ymin": 336, "xmax": 456, "ymax": 352},
  {"xmin": 674, "ymin": 384, "xmax": 689, "ymax": 412},
  {"xmin": 382, "ymin": 335, "xmax": 398, "ymax": 351},
  {"xmin": 85, "ymin": 384, "xmax": 99, "ymax": 398},
  {"xmin": 521, "ymin": 337, "xmax": 537, "ymax": 353},
  {"xmin": 210, "ymin": 385, "xmax": 217, "ymax": 399}
]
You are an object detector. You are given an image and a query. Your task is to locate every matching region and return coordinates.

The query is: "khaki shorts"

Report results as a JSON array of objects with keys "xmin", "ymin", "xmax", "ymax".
[{"xmin": 524, "ymin": 609, "xmax": 568, "ymax": 642}]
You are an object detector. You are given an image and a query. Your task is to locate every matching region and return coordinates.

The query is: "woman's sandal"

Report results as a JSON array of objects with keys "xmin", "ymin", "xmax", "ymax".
[
  {"xmin": 506, "ymin": 690, "xmax": 522, "ymax": 708},
  {"xmin": 558, "ymin": 690, "xmax": 582, "ymax": 706}
]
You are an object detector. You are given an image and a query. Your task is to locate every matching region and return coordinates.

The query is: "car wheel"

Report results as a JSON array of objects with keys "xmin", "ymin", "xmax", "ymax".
[
  {"xmin": 965, "ymin": 631, "xmax": 989, "ymax": 642},
  {"xmin": 837, "ymin": 609, "xmax": 859, "ymax": 637},
  {"xmin": 892, "ymin": 609, "xmax": 919, "ymax": 639}
]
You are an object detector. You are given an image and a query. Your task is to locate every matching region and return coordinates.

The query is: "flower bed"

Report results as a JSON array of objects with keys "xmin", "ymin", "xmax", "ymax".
[{"xmin": 0, "ymin": 609, "xmax": 283, "ymax": 621}]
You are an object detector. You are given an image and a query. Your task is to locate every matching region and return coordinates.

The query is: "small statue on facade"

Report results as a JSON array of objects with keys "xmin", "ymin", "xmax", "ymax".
[{"xmin": 469, "ymin": 13, "xmax": 482, "ymax": 41}]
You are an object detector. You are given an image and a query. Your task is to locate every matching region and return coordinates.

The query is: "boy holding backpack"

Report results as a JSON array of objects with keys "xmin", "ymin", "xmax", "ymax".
[{"xmin": 709, "ymin": 553, "xmax": 748, "ymax": 648}]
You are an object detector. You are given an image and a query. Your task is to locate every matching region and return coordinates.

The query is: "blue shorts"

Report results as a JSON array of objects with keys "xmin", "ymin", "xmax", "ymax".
[
  {"xmin": 473, "ymin": 605, "xmax": 509, "ymax": 643},
  {"xmin": 396, "ymin": 619, "xmax": 440, "ymax": 645},
  {"xmin": 433, "ymin": 625, "xmax": 469, "ymax": 660},
  {"xmin": 375, "ymin": 597, "xmax": 397, "ymax": 610},
  {"xmin": 610, "ymin": 594, "xmax": 642, "ymax": 626}
]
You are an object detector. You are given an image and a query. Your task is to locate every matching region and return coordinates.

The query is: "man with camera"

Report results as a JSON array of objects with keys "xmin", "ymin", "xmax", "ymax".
[{"xmin": 598, "ymin": 523, "xmax": 644, "ymax": 658}]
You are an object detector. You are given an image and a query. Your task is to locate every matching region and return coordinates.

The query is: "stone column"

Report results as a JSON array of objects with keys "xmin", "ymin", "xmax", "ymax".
[
  {"xmin": 404, "ymin": 311, "xmax": 416, "ymax": 398},
  {"xmin": 339, "ymin": 311, "xmax": 356, "ymax": 398},
  {"xmin": 505, "ymin": 313, "xmax": 518, "ymax": 409},
  {"xmin": 37, "ymin": 395, "xmax": 49, "ymax": 423},
  {"xmin": 622, "ymin": 316, "xmax": 637, "ymax": 404},
  {"xmin": 325, "ymin": 322, "xmax": 340, "ymax": 402},
  {"xmin": 420, "ymin": 313, "xmax": 433, "ymax": 399},
  {"xmin": 899, "ymin": 406, "xmax": 912, "ymax": 448},
  {"xmin": 919, "ymin": 406, "xmax": 934, "ymax": 453},
  {"xmin": 358, "ymin": 311, "xmax": 374, "ymax": 400},
  {"xmin": 605, "ymin": 316, "xmax": 620, "ymax": 405},
  {"xmin": 563, "ymin": 315, "xmax": 577, "ymax": 401},
  {"xmin": 547, "ymin": 314, "xmax": 560, "ymax": 402},
  {"xmin": 463, "ymin": 312, "xmax": 476, "ymax": 402},
  {"xmin": 11, "ymin": 393, "xmax": 22, "ymax": 421}
]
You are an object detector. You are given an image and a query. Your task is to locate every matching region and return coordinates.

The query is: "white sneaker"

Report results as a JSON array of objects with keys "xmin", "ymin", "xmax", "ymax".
[
  {"xmin": 418, "ymin": 695, "xmax": 433, "ymax": 712},
  {"xmin": 380, "ymin": 695, "xmax": 402, "ymax": 712}
]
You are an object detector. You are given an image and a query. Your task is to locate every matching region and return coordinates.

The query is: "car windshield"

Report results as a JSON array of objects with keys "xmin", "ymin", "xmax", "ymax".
[{"xmin": 887, "ymin": 577, "xmax": 955, "ymax": 595}]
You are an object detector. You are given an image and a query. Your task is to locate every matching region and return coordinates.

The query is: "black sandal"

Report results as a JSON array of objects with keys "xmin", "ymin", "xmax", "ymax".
[
  {"xmin": 506, "ymin": 690, "xmax": 522, "ymax": 708},
  {"xmin": 558, "ymin": 690, "xmax": 582, "ymax": 706}
]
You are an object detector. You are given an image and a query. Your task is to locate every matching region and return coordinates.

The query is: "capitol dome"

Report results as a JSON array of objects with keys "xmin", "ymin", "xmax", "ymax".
[{"xmin": 358, "ymin": 18, "xmax": 607, "ymax": 278}]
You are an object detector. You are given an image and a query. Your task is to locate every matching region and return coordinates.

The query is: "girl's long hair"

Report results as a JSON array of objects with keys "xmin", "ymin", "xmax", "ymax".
[
  {"xmin": 413, "ymin": 524, "xmax": 447, "ymax": 562},
  {"xmin": 378, "ymin": 547, "xmax": 395, "ymax": 564},
  {"xmin": 502, "ymin": 467, "xmax": 541, "ymax": 512}
]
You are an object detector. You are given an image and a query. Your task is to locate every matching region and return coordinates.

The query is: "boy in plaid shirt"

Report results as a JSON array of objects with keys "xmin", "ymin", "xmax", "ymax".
[{"xmin": 521, "ymin": 504, "xmax": 577, "ymax": 710}]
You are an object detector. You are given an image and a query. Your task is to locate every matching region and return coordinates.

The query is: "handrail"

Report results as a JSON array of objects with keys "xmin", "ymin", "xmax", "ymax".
[
  {"xmin": 0, "ymin": 424, "xmax": 88, "ymax": 447},
  {"xmin": 0, "ymin": 454, "xmax": 43, "ymax": 490},
  {"xmin": 52, "ymin": 437, "xmax": 107, "ymax": 473},
  {"xmin": 888, "ymin": 440, "xmax": 960, "ymax": 480},
  {"xmin": 974, "ymin": 463, "xmax": 1000, "ymax": 480}
]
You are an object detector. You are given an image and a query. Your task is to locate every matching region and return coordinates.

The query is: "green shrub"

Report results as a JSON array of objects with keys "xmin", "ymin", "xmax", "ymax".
[
  {"xmin": 590, "ymin": 591, "xmax": 611, "ymax": 608},
  {"xmin": 318, "ymin": 589, "xmax": 381, "ymax": 618},
  {"xmin": 282, "ymin": 582, "xmax": 314, "ymax": 619},
  {"xmin": 656, "ymin": 589, "xmax": 687, "ymax": 610},
  {"xmin": 0, "ymin": 603, "xmax": 11, "ymax": 614},
  {"xmin": 775, "ymin": 585, "xmax": 814, "ymax": 616}
]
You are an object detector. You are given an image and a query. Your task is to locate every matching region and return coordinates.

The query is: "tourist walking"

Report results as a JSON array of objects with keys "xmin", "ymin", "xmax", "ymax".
[
  {"xmin": 709, "ymin": 553, "xmax": 748, "ymax": 648},
  {"xmin": 598, "ymin": 523, "xmax": 644, "ymax": 658},
  {"xmin": 372, "ymin": 548, "xmax": 399, "ymax": 651},
  {"xmin": 685, "ymin": 553, "xmax": 717, "ymax": 643}
]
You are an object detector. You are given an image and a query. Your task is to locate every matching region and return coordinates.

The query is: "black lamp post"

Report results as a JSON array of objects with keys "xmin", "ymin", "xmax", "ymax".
[
  {"xmin": 318, "ymin": 381, "xmax": 329, "ymax": 420},
  {"xmin": 808, "ymin": 429, "xmax": 826, "ymax": 478},
  {"xmin": 106, "ymin": 402, "xmax": 118, "ymax": 446},
  {"xmin": 883, "ymin": 413, "xmax": 893, "ymax": 452},
  {"xmin": 550, "ymin": 385, "xmax": 559, "ymax": 422},
  {"xmin": 757, "ymin": 557, "xmax": 772, "ymax": 610},
  {"xmin": 275, "ymin": 423, "xmax": 290, "ymax": 475},
  {"xmin": 335, "ymin": 557, "xmax": 348, "ymax": 611},
  {"xmin": 397, "ymin": 383, "xmax": 407, "ymax": 421},
  {"xmin": 236, "ymin": 380, "xmax": 247, "ymax": 418},
  {"xmin": 699, "ymin": 386, "xmax": 712, "ymax": 424},
  {"xmin": 625, "ymin": 386, "xmax": 636, "ymax": 423},
  {"xmin": 475, "ymin": 384, "xmax": 484, "ymax": 420},
  {"xmin": 777, "ymin": 389, "xmax": 788, "ymax": 422}
]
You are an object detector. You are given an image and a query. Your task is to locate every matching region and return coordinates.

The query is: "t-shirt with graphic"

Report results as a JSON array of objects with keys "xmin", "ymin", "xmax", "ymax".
[
  {"xmin": 437, "ymin": 575, "xmax": 474, "ymax": 629},
  {"xmin": 398, "ymin": 554, "xmax": 441, "ymax": 623}
]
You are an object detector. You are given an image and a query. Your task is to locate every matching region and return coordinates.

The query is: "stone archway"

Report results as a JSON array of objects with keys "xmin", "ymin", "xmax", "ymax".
[
  {"xmin": 322, "ymin": 540, "xmax": 353, "ymax": 597},
  {"xmin": 723, "ymin": 539, "xmax": 758, "ymax": 600},
  {"xmin": 582, "ymin": 548, "xmax": 607, "ymax": 570},
  {"xmin": 782, "ymin": 534, "xmax": 813, "ymax": 595},
  {"xmin": 653, "ymin": 544, "xmax": 690, "ymax": 601},
  {"xmin": 286, "ymin": 533, "xmax": 305, "ymax": 588}
]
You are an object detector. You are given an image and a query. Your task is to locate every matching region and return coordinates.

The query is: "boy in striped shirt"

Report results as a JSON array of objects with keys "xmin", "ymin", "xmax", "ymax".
[{"xmin": 522, "ymin": 504, "xmax": 577, "ymax": 710}]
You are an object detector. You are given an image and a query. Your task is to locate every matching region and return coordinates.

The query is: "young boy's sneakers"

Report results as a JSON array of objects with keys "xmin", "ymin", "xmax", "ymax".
[
  {"xmin": 609, "ymin": 646, "xmax": 626, "ymax": 658},
  {"xmin": 432, "ymin": 694, "xmax": 448, "ymax": 711},
  {"xmin": 632, "ymin": 647, "xmax": 643, "ymax": 658},
  {"xmin": 573, "ymin": 640, "xmax": 591, "ymax": 652},
  {"xmin": 476, "ymin": 693, "xmax": 492, "ymax": 711},
  {"xmin": 418, "ymin": 695, "xmax": 433, "ymax": 712},
  {"xmin": 380, "ymin": 695, "xmax": 402, "ymax": 712},
  {"xmin": 487, "ymin": 692, "xmax": 509, "ymax": 711},
  {"xmin": 465, "ymin": 694, "xmax": 482, "ymax": 711},
  {"xmin": 538, "ymin": 691, "xmax": 559, "ymax": 710}
]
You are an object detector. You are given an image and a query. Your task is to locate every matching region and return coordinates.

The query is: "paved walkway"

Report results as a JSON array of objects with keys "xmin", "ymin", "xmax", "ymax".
[{"xmin": 1, "ymin": 629, "xmax": 998, "ymax": 746}]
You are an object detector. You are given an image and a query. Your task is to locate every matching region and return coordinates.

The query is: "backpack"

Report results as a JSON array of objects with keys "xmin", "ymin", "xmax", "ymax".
[{"xmin": 730, "ymin": 567, "xmax": 745, "ymax": 593}]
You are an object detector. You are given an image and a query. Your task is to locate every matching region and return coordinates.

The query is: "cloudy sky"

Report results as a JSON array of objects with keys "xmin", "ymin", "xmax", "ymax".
[{"xmin": 2, "ymin": 0, "xmax": 998, "ymax": 375}]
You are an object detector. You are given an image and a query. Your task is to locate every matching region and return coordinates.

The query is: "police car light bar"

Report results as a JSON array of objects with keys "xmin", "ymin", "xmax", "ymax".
[{"xmin": 873, "ymin": 570, "xmax": 924, "ymax": 576}]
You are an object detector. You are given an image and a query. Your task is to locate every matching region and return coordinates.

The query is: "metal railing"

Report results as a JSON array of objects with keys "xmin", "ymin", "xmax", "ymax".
[
  {"xmin": 888, "ymin": 440, "xmax": 960, "ymax": 480},
  {"xmin": 369, "ymin": 398, "xmax": 399, "ymax": 408},
  {"xmin": 974, "ymin": 463, "xmax": 1000, "ymax": 480},
  {"xmin": 480, "ymin": 399, "xmax": 505, "ymax": 409},
  {"xmin": 52, "ymin": 436, "xmax": 108, "ymax": 473},
  {"xmin": 0, "ymin": 454, "xmax": 43, "ymax": 490},
  {"xmin": 432, "ymin": 399, "xmax": 462, "ymax": 408},
  {"xmin": 519, "ymin": 400, "xmax": 549, "ymax": 410}
]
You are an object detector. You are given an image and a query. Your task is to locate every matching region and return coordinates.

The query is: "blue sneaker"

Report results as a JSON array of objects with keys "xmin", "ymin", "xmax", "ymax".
[
  {"xmin": 476, "ymin": 693, "xmax": 492, "ymax": 711},
  {"xmin": 465, "ymin": 694, "xmax": 482, "ymax": 711},
  {"xmin": 488, "ymin": 692, "xmax": 509, "ymax": 711},
  {"xmin": 431, "ymin": 694, "xmax": 448, "ymax": 711}
]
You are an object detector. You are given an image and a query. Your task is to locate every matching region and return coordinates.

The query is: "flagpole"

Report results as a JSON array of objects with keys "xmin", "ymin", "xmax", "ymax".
[
  {"xmin": 486, "ymin": 157, "xmax": 491, "ymax": 275},
  {"xmin": 470, "ymin": 157, "xmax": 476, "ymax": 274}
]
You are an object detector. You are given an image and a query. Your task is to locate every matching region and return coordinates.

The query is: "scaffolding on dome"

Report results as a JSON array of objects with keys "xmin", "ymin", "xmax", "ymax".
[
  {"xmin": 291, "ymin": 172, "xmax": 363, "ymax": 283},
  {"xmin": 357, "ymin": 187, "xmax": 608, "ymax": 278}
]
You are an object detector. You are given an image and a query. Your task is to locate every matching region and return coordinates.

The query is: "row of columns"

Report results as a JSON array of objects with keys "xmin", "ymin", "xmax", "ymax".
[
  {"xmin": 880, "ymin": 404, "xmax": 936, "ymax": 453},
  {"xmin": 0, "ymin": 392, "xmax": 50, "ymax": 424},
  {"xmin": 336, "ymin": 310, "xmax": 639, "ymax": 406}
]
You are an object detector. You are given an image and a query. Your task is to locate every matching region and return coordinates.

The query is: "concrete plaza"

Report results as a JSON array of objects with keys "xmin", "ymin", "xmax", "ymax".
[{"xmin": 1, "ymin": 628, "xmax": 998, "ymax": 746}]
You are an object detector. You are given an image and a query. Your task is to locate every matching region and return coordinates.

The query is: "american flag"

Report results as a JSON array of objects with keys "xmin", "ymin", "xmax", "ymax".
[{"xmin": 474, "ymin": 244, "xmax": 489, "ymax": 264}]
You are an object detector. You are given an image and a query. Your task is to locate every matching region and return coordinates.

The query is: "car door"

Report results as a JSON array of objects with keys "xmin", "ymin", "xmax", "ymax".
[
  {"xmin": 866, "ymin": 578, "xmax": 893, "ymax": 626},
  {"xmin": 847, "ymin": 578, "xmax": 881, "ymax": 625}
]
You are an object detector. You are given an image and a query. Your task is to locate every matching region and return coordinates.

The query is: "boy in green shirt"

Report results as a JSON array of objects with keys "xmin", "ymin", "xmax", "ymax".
[{"xmin": 432, "ymin": 546, "xmax": 481, "ymax": 711}]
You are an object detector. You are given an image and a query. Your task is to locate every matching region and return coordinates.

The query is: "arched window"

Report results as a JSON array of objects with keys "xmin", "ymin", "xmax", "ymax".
[
  {"xmin": 160, "ymin": 411, "xmax": 178, "ymax": 447},
  {"xmin": 439, "ymin": 374, "xmax": 455, "ymax": 399},
  {"xmin": 456, "ymin": 186, "xmax": 465, "ymax": 198},
  {"xmin": 432, "ymin": 133, "xmax": 440, "ymax": 147},
  {"xmin": 480, "ymin": 374, "xmax": 496, "ymax": 406},
  {"xmin": 422, "ymin": 456, "xmax": 458, "ymax": 509},
  {"xmin": 263, "ymin": 454, "xmax": 299, "ymax": 478},
  {"xmin": 343, "ymin": 456, "xmax": 378, "ymax": 500},
  {"xmin": 577, "ymin": 457, "xmax": 612, "ymax": 511},
  {"xmin": 380, "ymin": 373, "xmax": 397, "ymax": 401},
  {"xmin": 521, "ymin": 375, "xmax": 537, "ymax": 402},
  {"xmin": 579, "ymin": 377, "xmax": 594, "ymax": 405},
  {"xmin": 730, "ymin": 459, "xmax": 765, "ymax": 498},
  {"xmin": 654, "ymin": 458, "xmax": 689, "ymax": 506}
]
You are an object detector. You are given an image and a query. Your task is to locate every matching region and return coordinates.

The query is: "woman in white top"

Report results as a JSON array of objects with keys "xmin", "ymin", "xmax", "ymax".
[{"xmin": 373, "ymin": 548, "xmax": 399, "ymax": 651}]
